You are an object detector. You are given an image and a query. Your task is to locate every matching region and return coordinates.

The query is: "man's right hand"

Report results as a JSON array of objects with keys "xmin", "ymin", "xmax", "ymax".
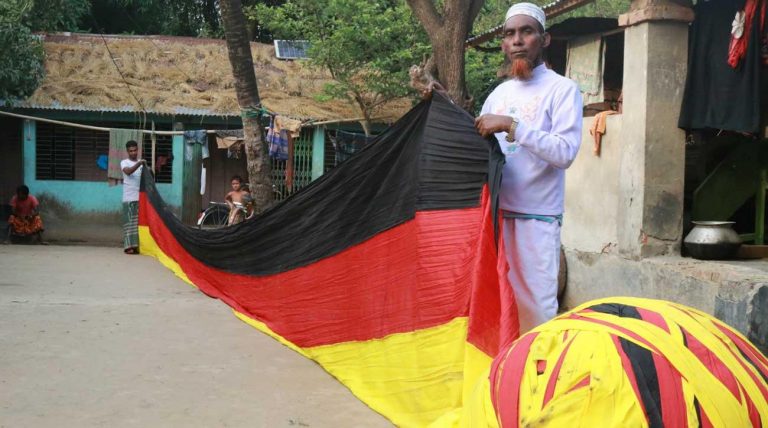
[{"xmin": 474, "ymin": 114, "xmax": 514, "ymax": 138}]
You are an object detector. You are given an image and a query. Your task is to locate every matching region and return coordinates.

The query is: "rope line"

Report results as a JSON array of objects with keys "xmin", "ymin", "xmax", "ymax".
[{"xmin": 98, "ymin": 33, "xmax": 149, "ymax": 124}]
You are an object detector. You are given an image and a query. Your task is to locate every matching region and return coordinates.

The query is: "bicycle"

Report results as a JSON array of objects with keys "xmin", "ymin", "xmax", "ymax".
[
  {"xmin": 197, "ymin": 193, "xmax": 256, "ymax": 230},
  {"xmin": 196, "ymin": 184, "xmax": 284, "ymax": 230},
  {"xmin": 197, "ymin": 202, "xmax": 230, "ymax": 229},
  {"xmin": 227, "ymin": 196, "xmax": 256, "ymax": 225}
]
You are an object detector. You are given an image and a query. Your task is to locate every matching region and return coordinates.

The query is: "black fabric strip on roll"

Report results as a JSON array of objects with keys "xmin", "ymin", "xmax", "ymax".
[
  {"xmin": 617, "ymin": 337, "xmax": 664, "ymax": 428},
  {"xmin": 141, "ymin": 93, "xmax": 500, "ymax": 276},
  {"xmin": 680, "ymin": 330, "xmax": 704, "ymax": 428},
  {"xmin": 737, "ymin": 346, "xmax": 768, "ymax": 385},
  {"xmin": 589, "ymin": 303, "xmax": 664, "ymax": 428}
]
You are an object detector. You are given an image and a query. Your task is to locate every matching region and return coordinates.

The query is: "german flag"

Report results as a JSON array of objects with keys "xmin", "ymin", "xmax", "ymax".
[
  {"xmin": 474, "ymin": 297, "xmax": 768, "ymax": 428},
  {"xmin": 138, "ymin": 94, "xmax": 519, "ymax": 427}
]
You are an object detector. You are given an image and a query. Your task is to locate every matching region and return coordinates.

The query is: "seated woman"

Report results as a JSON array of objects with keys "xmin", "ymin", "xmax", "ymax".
[{"xmin": 6, "ymin": 185, "xmax": 46, "ymax": 244}]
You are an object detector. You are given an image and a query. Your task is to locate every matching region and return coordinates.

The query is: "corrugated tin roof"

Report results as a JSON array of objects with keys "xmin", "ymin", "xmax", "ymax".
[{"xmin": 5, "ymin": 100, "xmax": 239, "ymax": 117}]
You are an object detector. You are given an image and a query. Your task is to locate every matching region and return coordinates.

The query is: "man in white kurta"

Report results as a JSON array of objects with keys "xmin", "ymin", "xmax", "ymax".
[{"xmin": 475, "ymin": 3, "xmax": 583, "ymax": 333}]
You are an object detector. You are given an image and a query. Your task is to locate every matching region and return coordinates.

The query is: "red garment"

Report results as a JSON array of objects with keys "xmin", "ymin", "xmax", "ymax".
[
  {"xmin": 8, "ymin": 215, "xmax": 44, "ymax": 235},
  {"xmin": 729, "ymin": 0, "xmax": 767, "ymax": 68},
  {"xmin": 10, "ymin": 195, "xmax": 39, "ymax": 217}
]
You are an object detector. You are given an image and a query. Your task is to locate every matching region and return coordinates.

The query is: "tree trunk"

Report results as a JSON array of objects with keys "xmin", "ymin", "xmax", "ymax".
[
  {"xmin": 352, "ymin": 94, "xmax": 372, "ymax": 136},
  {"xmin": 219, "ymin": 0, "xmax": 273, "ymax": 212},
  {"xmin": 406, "ymin": 0, "xmax": 485, "ymax": 110}
]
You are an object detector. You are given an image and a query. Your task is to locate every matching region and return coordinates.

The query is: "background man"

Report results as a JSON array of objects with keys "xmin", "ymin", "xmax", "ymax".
[
  {"xmin": 121, "ymin": 140, "xmax": 145, "ymax": 254},
  {"xmin": 475, "ymin": 2, "xmax": 583, "ymax": 332}
]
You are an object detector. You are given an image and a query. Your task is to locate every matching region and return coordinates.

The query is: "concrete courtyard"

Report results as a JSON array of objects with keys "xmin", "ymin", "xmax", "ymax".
[{"xmin": 0, "ymin": 244, "xmax": 392, "ymax": 428}]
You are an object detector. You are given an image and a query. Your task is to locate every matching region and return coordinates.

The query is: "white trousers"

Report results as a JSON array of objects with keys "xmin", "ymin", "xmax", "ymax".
[{"xmin": 502, "ymin": 217, "xmax": 561, "ymax": 334}]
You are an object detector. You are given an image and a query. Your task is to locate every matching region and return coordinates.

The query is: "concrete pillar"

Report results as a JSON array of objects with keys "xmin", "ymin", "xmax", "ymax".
[{"xmin": 616, "ymin": 0, "xmax": 693, "ymax": 259}]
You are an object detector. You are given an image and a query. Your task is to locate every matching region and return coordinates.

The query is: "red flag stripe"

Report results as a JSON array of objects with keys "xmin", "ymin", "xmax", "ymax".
[{"xmin": 140, "ymin": 191, "xmax": 506, "ymax": 349}]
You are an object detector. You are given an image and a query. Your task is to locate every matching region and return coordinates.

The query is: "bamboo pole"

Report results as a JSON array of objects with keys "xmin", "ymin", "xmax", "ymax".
[{"xmin": 151, "ymin": 120, "xmax": 157, "ymax": 172}]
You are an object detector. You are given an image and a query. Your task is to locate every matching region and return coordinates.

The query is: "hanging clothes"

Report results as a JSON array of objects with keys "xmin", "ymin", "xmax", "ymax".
[
  {"xmin": 565, "ymin": 35, "xmax": 605, "ymax": 106},
  {"xmin": 184, "ymin": 130, "xmax": 209, "ymax": 160},
  {"xmin": 266, "ymin": 115, "xmax": 303, "ymax": 191},
  {"xmin": 216, "ymin": 129, "xmax": 244, "ymax": 160},
  {"xmin": 267, "ymin": 116, "xmax": 289, "ymax": 161},
  {"xmin": 155, "ymin": 155, "xmax": 169, "ymax": 173},
  {"xmin": 275, "ymin": 116, "xmax": 302, "ymax": 192},
  {"xmin": 108, "ymin": 128, "xmax": 142, "ymax": 186},
  {"xmin": 96, "ymin": 154, "xmax": 108, "ymax": 171},
  {"xmin": 679, "ymin": 0, "xmax": 765, "ymax": 135},
  {"xmin": 589, "ymin": 110, "xmax": 618, "ymax": 156},
  {"xmin": 728, "ymin": 0, "xmax": 767, "ymax": 68},
  {"xmin": 275, "ymin": 116, "xmax": 302, "ymax": 139},
  {"xmin": 200, "ymin": 166, "xmax": 207, "ymax": 196},
  {"xmin": 215, "ymin": 129, "xmax": 243, "ymax": 149}
]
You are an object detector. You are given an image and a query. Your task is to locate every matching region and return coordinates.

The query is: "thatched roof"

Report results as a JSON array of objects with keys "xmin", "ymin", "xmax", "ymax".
[{"xmin": 19, "ymin": 33, "xmax": 412, "ymax": 122}]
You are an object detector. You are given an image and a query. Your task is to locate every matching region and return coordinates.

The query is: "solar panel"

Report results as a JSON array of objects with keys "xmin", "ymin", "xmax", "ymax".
[{"xmin": 274, "ymin": 40, "xmax": 310, "ymax": 60}]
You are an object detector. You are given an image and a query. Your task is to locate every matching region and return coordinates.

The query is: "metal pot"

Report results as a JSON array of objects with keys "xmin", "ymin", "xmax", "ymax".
[{"xmin": 683, "ymin": 221, "xmax": 742, "ymax": 260}]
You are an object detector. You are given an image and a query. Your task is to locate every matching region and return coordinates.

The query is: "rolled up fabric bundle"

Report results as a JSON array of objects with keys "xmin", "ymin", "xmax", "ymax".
[{"xmin": 471, "ymin": 297, "xmax": 768, "ymax": 428}]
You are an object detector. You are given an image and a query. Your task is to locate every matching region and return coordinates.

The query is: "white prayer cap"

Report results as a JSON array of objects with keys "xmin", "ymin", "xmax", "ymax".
[{"xmin": 504, "ymin": 2, "xmax": 546, "ymax": 29}]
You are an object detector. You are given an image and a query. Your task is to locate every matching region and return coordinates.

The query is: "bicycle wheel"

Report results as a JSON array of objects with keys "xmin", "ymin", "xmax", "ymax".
[{"xmin": 198, "ymin": 205, "xmax": 230, "ymax": 229}]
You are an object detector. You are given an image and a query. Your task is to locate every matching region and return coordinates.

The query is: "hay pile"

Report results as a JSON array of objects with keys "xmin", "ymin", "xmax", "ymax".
[{"xmin": 27, "ymin": 34, "xmax": 412, "ymax": 122}]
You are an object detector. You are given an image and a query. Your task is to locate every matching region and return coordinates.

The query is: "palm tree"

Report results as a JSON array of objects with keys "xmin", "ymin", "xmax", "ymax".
[{"xmin": 220, "ymin": 0, "xmax": 273, "ymax": 212}]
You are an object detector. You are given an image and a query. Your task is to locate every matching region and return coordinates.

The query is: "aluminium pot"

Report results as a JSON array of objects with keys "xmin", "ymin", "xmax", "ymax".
[{"xmin": 683, "ymin": 221, "xmax": 742, "ymax": 260}]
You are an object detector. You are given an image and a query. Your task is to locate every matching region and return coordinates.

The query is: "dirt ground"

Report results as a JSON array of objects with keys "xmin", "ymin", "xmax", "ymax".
[{"xmin": 0, "ymin": 245, "xmax": 393, "ymax": 428}]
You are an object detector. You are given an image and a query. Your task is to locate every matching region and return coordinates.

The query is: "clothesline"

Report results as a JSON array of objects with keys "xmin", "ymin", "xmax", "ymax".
[
  {"xmin": 0, "ymin": 110, "xmax": 217, "ymax": 135},
  {"xmin": 0, "ymin": 109, "xmax": 385, "ymax": 134}
]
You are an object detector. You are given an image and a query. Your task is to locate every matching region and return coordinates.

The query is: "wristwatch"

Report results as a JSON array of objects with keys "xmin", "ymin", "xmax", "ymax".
[{"xmin": 505, "ymin": 117, "xmax": 519, "ymax": 142}]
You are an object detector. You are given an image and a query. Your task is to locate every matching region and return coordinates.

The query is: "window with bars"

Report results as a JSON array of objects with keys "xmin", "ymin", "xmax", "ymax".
[
  {"xmin": 270, "ymin": 129, "xmax": 313, "ymax": 201},
  {"xmin": 36, "ymin": 123, "xmax": 100, "ymax": 181},
  {"xmin": 35, "ymin": 122, "xmax": 173, "ymax": 183},
  {"xmin": 142, "ymin": 133, "xmax": 173, "ymax": 183}
]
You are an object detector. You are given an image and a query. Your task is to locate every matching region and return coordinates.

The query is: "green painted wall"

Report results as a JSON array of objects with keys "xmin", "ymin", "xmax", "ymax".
[{"xmin": 22, "ymin": 119, "xmax": 183, "ymax": 214}]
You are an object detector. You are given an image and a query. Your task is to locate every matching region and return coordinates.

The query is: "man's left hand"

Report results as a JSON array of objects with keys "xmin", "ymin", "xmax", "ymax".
[{"xmin": 474, "ymin": 114, "xmax": 514, "ymax": 138}]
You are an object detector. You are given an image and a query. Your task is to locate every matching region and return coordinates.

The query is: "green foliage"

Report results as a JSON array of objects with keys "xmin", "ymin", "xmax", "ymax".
[
  {"xmin": 0, "ymin": 0, "xmax": 90, "ymax": 31},
  {"xmin": 83, "ymin": 0, "xmax": 283, "ymax": 40},
  {"xmin": 465, "ymin": 47, "xmax": 503, "ymax": 115},
  {"xmin": 0, "ymin": 0, "xmax": 92, "ymax": 101},
  {"xmin": 248, "ymin": 0, "xmax": 430, "ymax": 121},
  {"xmin": 27, "ymin": 0, "xmax": 90, "ymax": 31},
  {"xmin": 549, "ymin": 0, "xmax": 631, "ymax": 24},
  {"xmin": 0, "ymin": 22, "xmax": 45, "ymax": 101},
  {"xmin": 0, "ymin": 0, "xmax": 31, "ymax": 24},
  {"xmin": 85, "ymin": 0, "xmax": 219, "ymax": 37}
]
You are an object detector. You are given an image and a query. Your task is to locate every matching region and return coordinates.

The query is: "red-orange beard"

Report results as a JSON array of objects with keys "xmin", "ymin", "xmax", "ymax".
[{"xmin": 508, "ymin": 57, "xmax": 534, "ymax": 80}]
